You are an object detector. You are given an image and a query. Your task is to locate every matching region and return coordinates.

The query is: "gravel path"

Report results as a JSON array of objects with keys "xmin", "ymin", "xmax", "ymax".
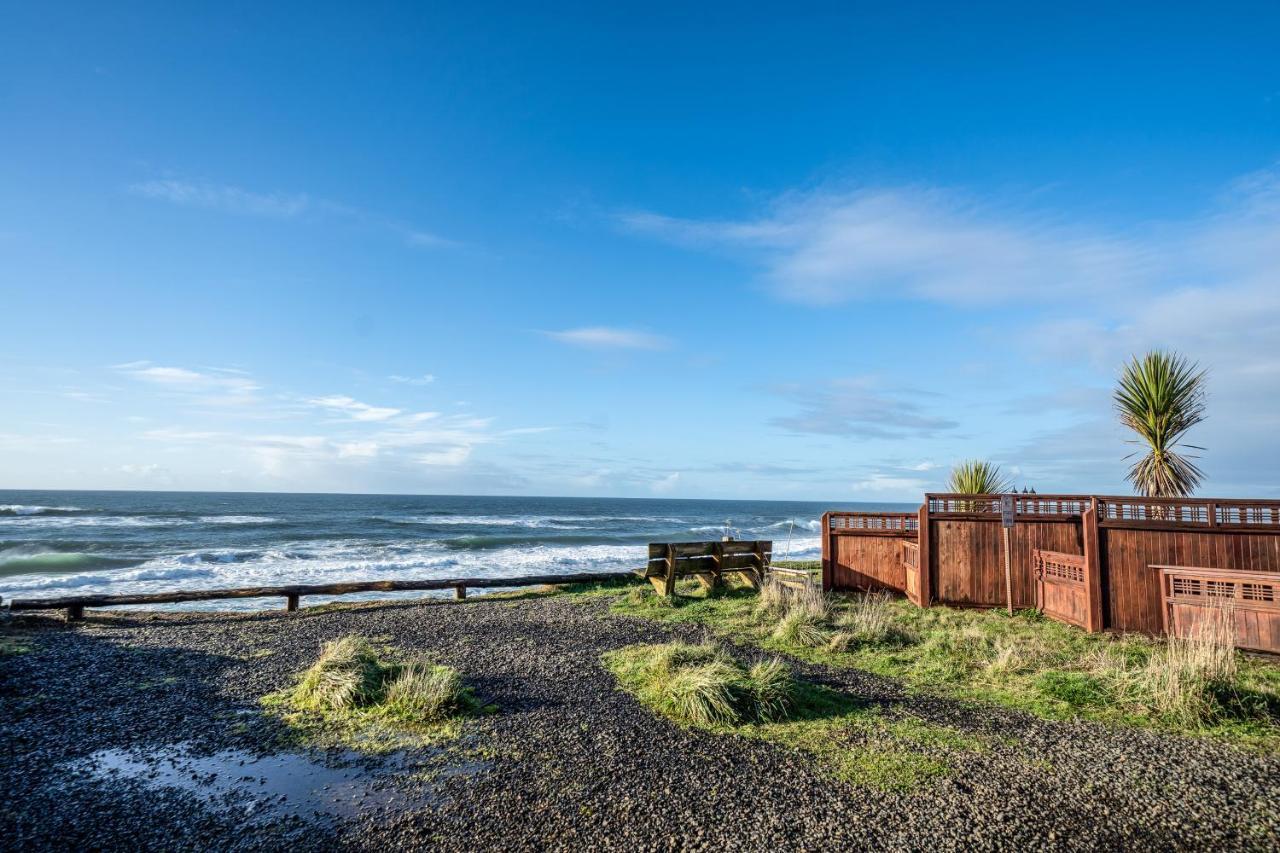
[{"xmin": 2, "ymin": 595, "xmax": 1278, "ymax": 852}]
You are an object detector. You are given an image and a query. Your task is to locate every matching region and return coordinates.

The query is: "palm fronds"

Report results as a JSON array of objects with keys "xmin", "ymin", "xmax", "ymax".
[
  {"xmin": 1114, "ymin": 351, "xmax": 1207, "ymax": 497},
  {"xmin": 946, "ymin": 460, "xmax": 1012, "ymax": 495}
]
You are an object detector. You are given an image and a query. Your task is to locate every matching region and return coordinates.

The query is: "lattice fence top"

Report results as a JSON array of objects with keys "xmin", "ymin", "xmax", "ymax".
[
  {"xmin": 1098, "ymin": 498, "xmax": 1280, "ymax": 529},
  {"xmin": 926, "ymin": 494, "xmax": 1089, "ymax": 517},
  {"xmin": 828, "ymin": 512, "xmax": 919, "ymax": 532}
]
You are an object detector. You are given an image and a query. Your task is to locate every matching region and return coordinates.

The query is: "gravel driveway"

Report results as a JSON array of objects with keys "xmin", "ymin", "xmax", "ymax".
[{"xmin": 2, "ymin": 595, "xmax": 1277, "ymax": 851}]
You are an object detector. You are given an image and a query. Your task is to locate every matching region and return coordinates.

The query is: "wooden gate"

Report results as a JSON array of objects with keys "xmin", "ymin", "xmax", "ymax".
[
  {"xmin": 1033, "ymin": 549, "xmax": 1088, "ymax": 628},
  {"xmin": 901, "ymin": 540, "xmax": 924, "ymax": 606}
]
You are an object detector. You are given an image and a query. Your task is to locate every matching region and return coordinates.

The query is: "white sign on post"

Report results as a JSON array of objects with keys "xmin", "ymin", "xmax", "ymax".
[{"xmin": 1000, "ymin": 494, "xmax": 1016, "ymax": 528}]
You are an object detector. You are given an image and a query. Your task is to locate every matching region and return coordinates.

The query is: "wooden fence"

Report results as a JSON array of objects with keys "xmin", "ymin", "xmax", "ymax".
[
  {"xmin": 823, "ymin": 494, "xmax": 1280, "ymax": 637},
  {"xmin": 4, "ymin": 571, "xmax": 641, "ymax": 622}
]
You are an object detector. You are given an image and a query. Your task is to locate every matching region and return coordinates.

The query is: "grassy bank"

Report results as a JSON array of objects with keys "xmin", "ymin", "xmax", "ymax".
[
  {"xmin": 603, "ymin": 641, "xmax": 989, "ymax": 790},
  {"xmin": 576, "ymin": 565, "xmax": 1280, "ymax": 747}
]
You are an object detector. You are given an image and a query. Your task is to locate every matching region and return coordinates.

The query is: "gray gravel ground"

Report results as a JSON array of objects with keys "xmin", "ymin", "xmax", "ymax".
[{"xmin": 2, "ymin": 593, "xmax": 1278, "ymax": 852}]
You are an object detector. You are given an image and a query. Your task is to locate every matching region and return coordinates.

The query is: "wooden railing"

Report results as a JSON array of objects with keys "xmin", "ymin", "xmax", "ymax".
[
  {"xmin": 926, "ymin": 494, "xmax": 1088, "ymax": 518},
  {"xmin": 828, "ymin": 512, "xmax": 919, "ymax": 533},
  {"xmin": 5, "ymin": 571, "xmax": 642, "ymax": 622},
  {"xmin": 1154, "ymin": 565, "xmax": 1280, "ymax": 653},
  {"xmin": 1097, "ymin": 496, "xmax": 1280, "ymax": 529},
  {"xmin": 900, "ymin": 540, "xmax": 920, "ymax": 571}
]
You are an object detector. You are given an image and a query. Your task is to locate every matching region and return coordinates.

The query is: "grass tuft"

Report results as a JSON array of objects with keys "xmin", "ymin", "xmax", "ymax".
[
  {"xmin": 292, "ymin": 636, "xmax": 388, "ymax": 711},
  {"xmin": 266, "ymin": 634, "xmax": 486, "ymax": 750}
]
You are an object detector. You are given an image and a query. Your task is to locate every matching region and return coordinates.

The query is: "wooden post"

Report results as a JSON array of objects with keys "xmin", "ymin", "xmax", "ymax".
[
  {"xmin": 66, "ymin": 604, "xmax": 84, "ymax": 622},
  {"xmin": 820, "ymin": 512, "xmax": 832, "ymax": 592},
  {"xmin": 1002, "ymin": 526, "xmax": 1014, "ymax": 616},
  {"xmin": 916, "ymin": 502, "xmax": 932, "ymax": 607},
  {"xmin": 1082, "ymin": 498, "xmax": 1104, "ymax": 632},
  {"xmin": 665, "ymin": 544, "xmax": 678, "ymax": 596},
  {"xmin": 708, "ymin": 541, "xmax": 724, "ymax": 589},
  {"xmin": 454, "ymin": 584, "xmax": 467, "ymax": 601},
  {"xmin": 285, "ymin": 594, "xmax": 299, "ymax": 612}
]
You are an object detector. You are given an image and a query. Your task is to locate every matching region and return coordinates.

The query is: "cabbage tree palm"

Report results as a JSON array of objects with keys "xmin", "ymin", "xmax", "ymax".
[
  {"xmin": 946, "ymin": 460, "xmax": 1012, "ymax": 494},
  {"xmin": 1113, "ymin": 350, "xmax": 1207, "ymax": 498}
]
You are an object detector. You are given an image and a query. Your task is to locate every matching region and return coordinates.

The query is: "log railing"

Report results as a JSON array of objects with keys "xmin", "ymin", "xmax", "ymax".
[{"xmin": 4, "ymin": 571, "xmax": 642, "ymax": 622}]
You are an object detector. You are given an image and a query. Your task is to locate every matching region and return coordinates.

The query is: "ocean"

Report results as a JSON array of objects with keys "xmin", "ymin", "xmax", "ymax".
[{"xmin": 0, "ymin": 491, "xmax": 912, "ymax": 610}]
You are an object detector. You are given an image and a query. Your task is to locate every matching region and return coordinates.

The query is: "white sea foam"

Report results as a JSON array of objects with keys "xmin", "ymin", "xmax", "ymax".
[
  {"xmin": 197, "ymin": 515, "xmax": 278, "ymax": 525},
  {"xmin": 0, "ymin": 538, "xmax": 650, "ymax": 609},
  {"xmin": 0, "ymin": 515, "xmax": 189, "ymax": 528},
  {"xmin": 0, "ymin": 504, "xmax": 82, "ymax": 516}
]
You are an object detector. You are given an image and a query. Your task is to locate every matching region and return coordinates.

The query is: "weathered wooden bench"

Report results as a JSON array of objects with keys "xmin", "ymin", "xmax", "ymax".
[
  {"xmin": 1153, "ymin": 565, "xmax": 1280, "ymax": 654},
  {"xmin": 645, "ymin": 540, "xmax": 771, "ymax": 596}
]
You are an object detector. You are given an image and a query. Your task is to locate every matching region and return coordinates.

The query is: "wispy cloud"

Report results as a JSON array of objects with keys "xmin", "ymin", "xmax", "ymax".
[
  {"xmin": 129, "ymin": 179, "xmax": 309, "ymax": 218},
  {"xmin": 770, "ymin": 376, "xmax": 958, "ymax": 439},
  {"xmin": 542, "ymin": 326, "xmax": 672, "ymax": 350},
  {"xmin": 389, "ymin": 373, "xmax": 436, "ymax": 386},
  {"xmin": 622, "ymin": 187, "xmax": 1153, "ymax": 305},
  {"xmin": 116, "ymin": 361, "xmax": 260, "ymax": 402},
  {"xmin": 308, "ymin": 395, "xmax": 402, "ymax": 422},
  {"xmin": 129, "ymin": 177, "xmax": 458, "ymax": 250}
]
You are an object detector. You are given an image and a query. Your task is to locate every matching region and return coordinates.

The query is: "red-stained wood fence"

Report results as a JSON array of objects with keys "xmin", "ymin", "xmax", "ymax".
[{"xmin": 823, "ymin": 494, "xmax": 1280, "ymax": 639}]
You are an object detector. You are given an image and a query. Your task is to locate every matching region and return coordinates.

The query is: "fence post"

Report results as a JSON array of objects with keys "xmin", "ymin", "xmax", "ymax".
[
  {"xmin": 917, "ymin": 501, "xmax": 932, "ymax": 607},
  {"xmin": 1082, "ymin": 497, "xmax": 1104, "ymax": 632},
  {"xmin": 820, "ymin": 512, "xmax": 832, "ymax": 592},
  {"xmin": 285, "ymin": 594, "xmax": 299, "ymax": 612}
]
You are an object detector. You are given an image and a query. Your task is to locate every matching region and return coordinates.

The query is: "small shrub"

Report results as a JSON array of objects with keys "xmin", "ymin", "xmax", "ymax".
[
  {"xmin": 606, "ymin": 641, "xmax": 796, "ymax": 727},
  {"xmin": 383, "ymin": 659, "xmax": 467, "ymax": 722},
  {"xmin": 278, "ymin": 634, "xmax": 482, "ymax": 741},
  {"xmin": 666, "ymin": 660, "xmax": 744, "ymax": 726},
  {"xmin": 1136, "ymin": 602, "xmax": 1238, "ymax": 727},
  {"xmin": 773, "ymin": 610, "xmax": 832, "ymax": 648},
  {"xmin": 831, "ymin": 592, "xmax": 916, "ymax": 649},
  {"xmin": 292, "ymin": 636, "xmax": 389, "ymax": 711},
  {"xmin": 747, "ymin": 658, "xmax": 794, "ymax": 721}
]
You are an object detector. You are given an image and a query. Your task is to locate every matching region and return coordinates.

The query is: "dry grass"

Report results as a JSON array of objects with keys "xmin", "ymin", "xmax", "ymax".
[
  {"xmin": 292, "ymin": 636, "xmax": 388, "ymax": 711},
  {"xmin": 605, "ymin": 641, "xmax": 796, "ymax": 727},
  {"xmin": 383, "ymin": 659, "xmax": 468, "ymax": 722},
  {"xmin": 281, "ymin": 634, "xmax": 482, "ymax": 736}
]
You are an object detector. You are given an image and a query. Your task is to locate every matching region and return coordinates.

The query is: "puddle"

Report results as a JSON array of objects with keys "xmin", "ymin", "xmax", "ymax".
[{"xmin": 81, "ymin": 744, "xmax": 488, "ymax": 823}]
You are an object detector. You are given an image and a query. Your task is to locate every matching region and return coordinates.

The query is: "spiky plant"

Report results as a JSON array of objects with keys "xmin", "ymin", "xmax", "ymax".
[
  {"xmin": 1113, "ymin": 351, "xmax": 1207, "ymax": 497},
  {"xmin": 946, "ymin": 460, "xmax": 1012, "ymax": 495}
]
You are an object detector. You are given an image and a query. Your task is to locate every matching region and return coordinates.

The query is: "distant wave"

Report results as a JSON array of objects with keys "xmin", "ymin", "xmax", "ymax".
[
  {"xmin": 0, "ymin": 504, "xmax": 83, "ymax": 516},
  {"xmin": 0, "ymin": 515, "xmax": 190, "ymax": 529},
  {"xmin": 0, "ymin": 550, "xmax": 137, "ymax": 576},
  {"xmin": 387, "ymin": 514, "xmax": 686, "ymax": 529},
  {"xmin": 196, "ymin": 515, "xmax": 279, "ymax": 525}
]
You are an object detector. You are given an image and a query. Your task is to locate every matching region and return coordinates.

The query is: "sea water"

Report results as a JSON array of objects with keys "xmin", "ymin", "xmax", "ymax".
[{"xmin": 0, "ymin": 491, "xmax": 910, "ymax": 610}]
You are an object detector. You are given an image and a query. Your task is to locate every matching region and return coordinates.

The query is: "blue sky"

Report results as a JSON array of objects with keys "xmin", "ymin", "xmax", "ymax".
[{"xmin": 2, "ymin": 2, "xmax": 1279, "ymax": 500}]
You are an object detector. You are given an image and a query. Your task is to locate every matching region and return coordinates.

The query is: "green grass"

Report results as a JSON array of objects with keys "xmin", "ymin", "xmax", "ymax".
[
  {"xmin": 262, "ymin": 634, "xmax": 491, "ymax": 752},
  {"xmin": 603, "ymin": 641, "xmax": 986, "ymax": 790},
  {"xmin": 588, "ymin": 564, "xmax": 1280, "ymax": 748},
  {"xmin": 0, "ymin": 635, "xmax": 34, "ymax": 656}
]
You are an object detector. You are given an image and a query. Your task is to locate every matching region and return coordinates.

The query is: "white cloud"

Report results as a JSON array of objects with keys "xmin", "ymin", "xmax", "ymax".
[
  {"xmin": 650, "ymin": 472, "xmax": 681, "ymax": 493},
  {"xmin": 308, "ymin": 395, "xmax": 401, "ymax": 422},
  {"xmin": 771, "ymin": 377, "xmax": 957, "ymax": 439},
  {"xmin": 129, "ymin": 177, "xmax": 459, "ymax": 250},
  {"xmin": 389, "ymin": 374, "xmax": 436, "ymax": 386},
  {"xmin": 622, "ymin": 188, "xmax": 1152, "ymax": 305},
  {"xmin": 117, "ymin": 362, "xmax": 260, "ymax": 401},
  {"xmin": 542, "ymin": 327, "xmax": 672, "ymax": 350},
  {"xmin": 129, "ymin": 179, "xmax": 309, "ymax": 218}
]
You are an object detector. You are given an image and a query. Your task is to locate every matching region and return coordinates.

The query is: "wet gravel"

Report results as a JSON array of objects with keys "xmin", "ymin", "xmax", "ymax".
[{"xmin": 2, "ymin": 595, "xmax": 1278, "ymax": 851}]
